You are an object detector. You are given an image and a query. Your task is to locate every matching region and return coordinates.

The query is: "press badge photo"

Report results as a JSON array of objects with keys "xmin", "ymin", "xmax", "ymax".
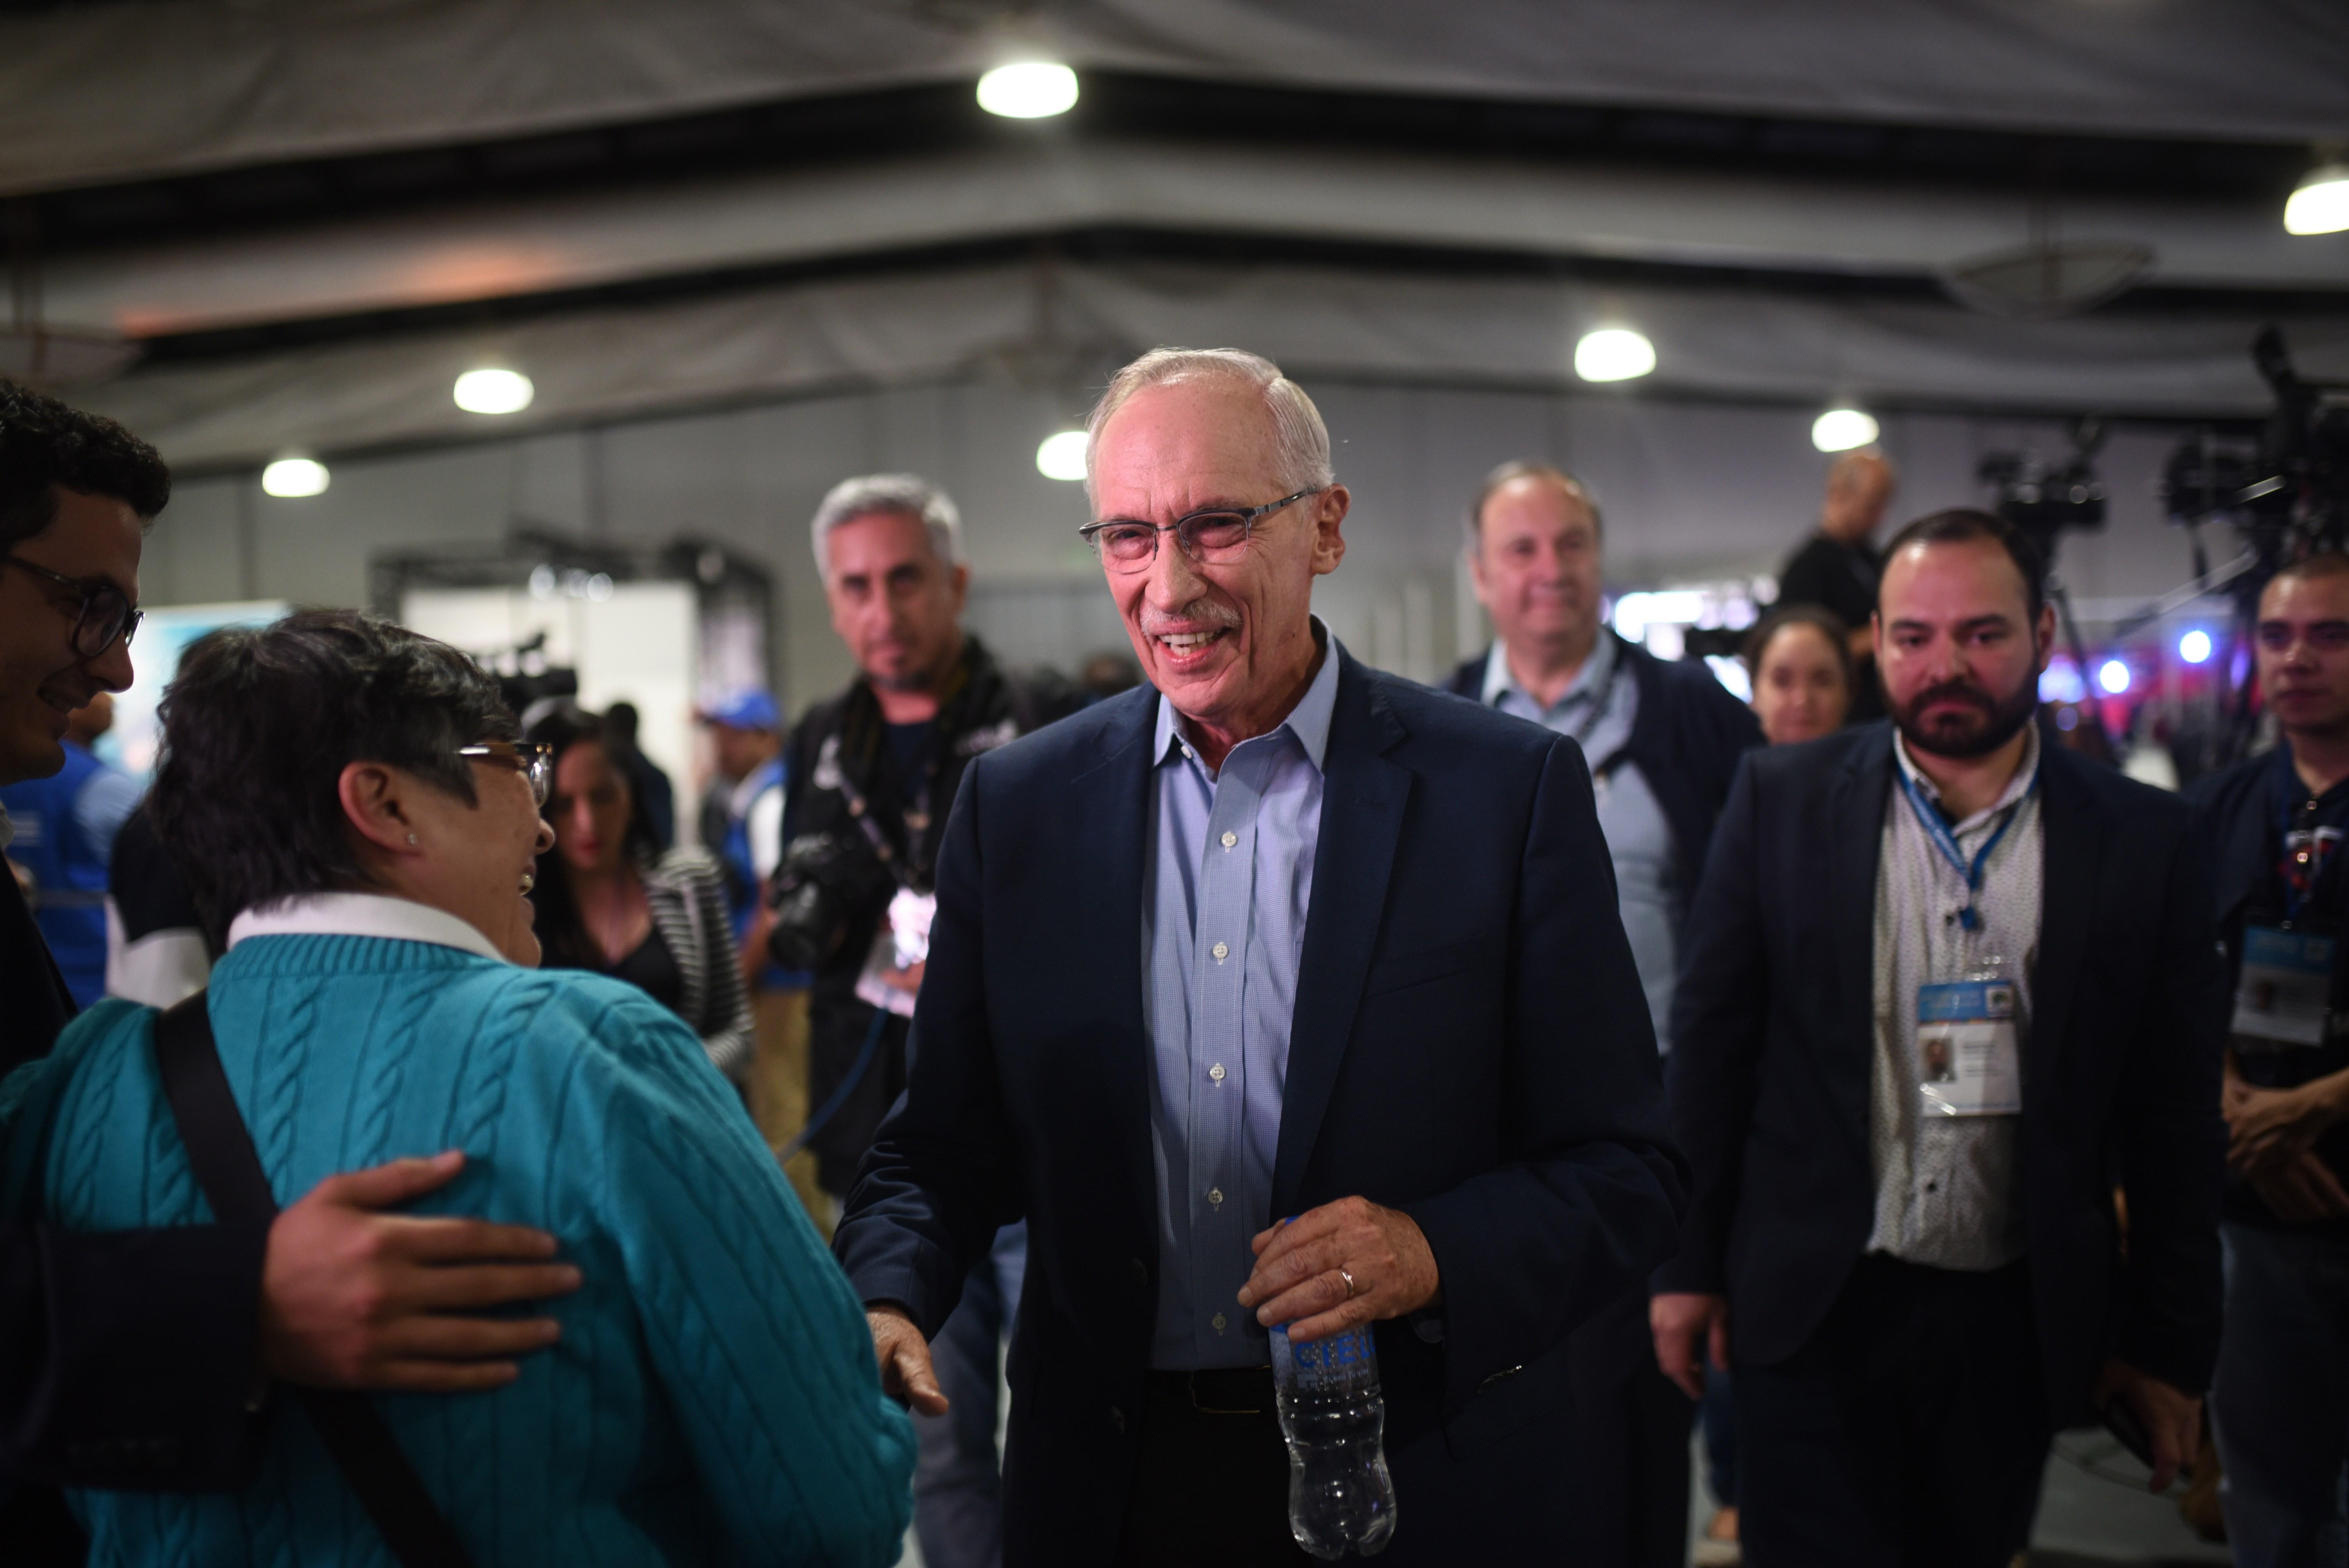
[
  {"xmin": 2230, "ymin": 923, "xmax": 2338, "ymax": 1049},
  {"xmin": 1916, "ymin": 975, "xmax": 2023, "ymax": 1117}
]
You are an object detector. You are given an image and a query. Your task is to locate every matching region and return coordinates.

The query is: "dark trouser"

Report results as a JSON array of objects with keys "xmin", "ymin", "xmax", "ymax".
[
  {"xmin": 914, "ymin": 1221, "xmax": 1028, "ymax": 1568},
  {"xmin": 1564, "ymin": 1286, "xmax": 1697, "ymax": 1567},
  {"xmin": 2211, "ymin": 1221, "xmax": 2349, "ymax": 1568},
  {"xmin": 1702, "ymin": 1364, "xmax": 1739, "ymax": 1507},
  {"xmin": 1736, "ymin": 1253, "xmax": 2048, "ymax": 1568},
  {"xmin": 1112, "ymin": 1368, "xmax": 1311, "ymax": 1568}
]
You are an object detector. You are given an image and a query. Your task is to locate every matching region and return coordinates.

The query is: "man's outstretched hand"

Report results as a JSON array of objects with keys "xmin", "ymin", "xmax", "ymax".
[
  {"xmin": 867, "ymin": 1302, "xmax": 949, "ymax": 1415},
  {"xmin": 262, "ymin": 1151, "xmax": 581, "ymax": 1393},
  {"xmin": 1237, "ymin": 1197, "xmax": 1441, "ymax": 1342}
]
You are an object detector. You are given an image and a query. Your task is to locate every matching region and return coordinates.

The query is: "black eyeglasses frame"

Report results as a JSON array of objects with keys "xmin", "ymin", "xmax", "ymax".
[{"xmin": 3, "ymin": 554, "xmax": 142, "ymax": 659}]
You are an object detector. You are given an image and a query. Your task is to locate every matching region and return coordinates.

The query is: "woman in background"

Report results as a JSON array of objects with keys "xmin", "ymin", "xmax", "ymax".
[
  {"xmin": 527, "ymin": 705, "xmax": 754, "ymax": 1084},
  {"xmin": 1744, "ymin": 604, "xmax": 1856, "ymax": 747}
]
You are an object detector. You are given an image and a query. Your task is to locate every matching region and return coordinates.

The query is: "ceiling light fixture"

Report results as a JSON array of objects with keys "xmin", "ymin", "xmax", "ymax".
[
  {"xmin": 260, "ymin": 456, "xmax": 330, "ymax": 498},
  {"xmin": 1573, "ymin": 328, "xmax": 1655, "ymax": 383},
  {"xmin": 978, "ymin": 62, "xmax": 1079, "ymax": 119},
  {"xmin": 1812, "ymin": 407, "xmax": 1880, "ymax": 453},
  {"xmin": 2285, "ymin": 162, "xmax": 2349, "ymax": 236},
  {"xmin": 1036, "ymin": 429, "xmax": 1089, "ymax": 481},
  {"xmin": 453, "ymin": 367, "xmax": 534, "ymax": 415}
]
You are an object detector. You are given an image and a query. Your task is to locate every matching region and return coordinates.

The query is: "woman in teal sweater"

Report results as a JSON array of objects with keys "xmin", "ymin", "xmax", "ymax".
[{"xmin": 1, "ymin": 610, "xmax": 914, "ymax": 1566}]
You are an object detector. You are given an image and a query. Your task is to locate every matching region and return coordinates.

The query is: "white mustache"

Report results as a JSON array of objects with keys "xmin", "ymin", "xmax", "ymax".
[{"xmin": 1139, "ymin": 599, "xmax": 1241, "ymax": 637}]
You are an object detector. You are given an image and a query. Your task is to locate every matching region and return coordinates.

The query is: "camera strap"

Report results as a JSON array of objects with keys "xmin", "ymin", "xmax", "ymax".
[{"xmin": 151, "ymin": 993, "xmax": 476, "ymax": 1568}]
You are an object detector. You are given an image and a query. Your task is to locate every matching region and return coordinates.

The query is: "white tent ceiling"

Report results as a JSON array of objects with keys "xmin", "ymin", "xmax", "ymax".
[
  {"xmin": 45, "ymin": 137, "xmax": 2349, "ymax": 340},
  {"xmin": 4, "ymin": 0, "xmax": 2347, "ymax": 198},
  {"xmin": 86, "ymin": 255, "xmax": 2349, "ymax": 472}
]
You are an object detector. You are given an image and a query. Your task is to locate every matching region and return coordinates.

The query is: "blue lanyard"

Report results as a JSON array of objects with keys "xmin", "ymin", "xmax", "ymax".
[{"xmin": 1898, "ymin": 765, "xmax": 2032, "ymax": 933}]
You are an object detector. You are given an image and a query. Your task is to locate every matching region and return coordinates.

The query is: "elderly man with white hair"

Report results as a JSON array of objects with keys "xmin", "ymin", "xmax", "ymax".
[{"xmin": 834, "ymin": 348, "xmax": 1686, "ymax": 1564}]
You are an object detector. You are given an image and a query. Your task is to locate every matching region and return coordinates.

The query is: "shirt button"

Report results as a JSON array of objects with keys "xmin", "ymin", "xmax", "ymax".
[
  {"xmin": 1221, "ymin": 830, "xmax": 1237, "ymax": 849},
  {"xmin": 1212, "ymin": 941, "xmax": 1229, "ymax": 962},
  {"xmin": 1209, "ymin": 1063, "xmax": 1226, "ymax": 1083},
  {"xmin": 1208, "ymin": 1187, "xmax": 1223, "ymax": 1206},
  {"xmin": 1212, "ymin": 1312, "xmax": 1228, "ymax": 1332}
]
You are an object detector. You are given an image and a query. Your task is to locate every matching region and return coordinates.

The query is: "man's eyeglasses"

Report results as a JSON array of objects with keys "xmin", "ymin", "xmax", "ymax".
[
  {"xmin": 1077, "ymin": 488, "xmax": 1321, "ymax": 573},
  {"xmin": 456, "ymin": 740, "xmax": 554, "ymax": 807},
  {"xmin": 4, "ymin": 555, "xmax": 141, "ymax": 659}
]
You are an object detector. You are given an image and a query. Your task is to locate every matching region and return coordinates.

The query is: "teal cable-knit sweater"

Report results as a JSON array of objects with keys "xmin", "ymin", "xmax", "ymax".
[{"xmin": 0, "ymin": 932, "xmax": 915, "ymax": 1566}]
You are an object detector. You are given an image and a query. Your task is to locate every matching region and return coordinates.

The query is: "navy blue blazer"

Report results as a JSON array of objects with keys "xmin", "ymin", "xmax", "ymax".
[
  {"xmin": 1658, "ymin": 722, "xmax": 2231, "ymax": 1419},
  {"xmin": 836, "ymin": 647, "xmax": 1686, "ymax": 1563}
]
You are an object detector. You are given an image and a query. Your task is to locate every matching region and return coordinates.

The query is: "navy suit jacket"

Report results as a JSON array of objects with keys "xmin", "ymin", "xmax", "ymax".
[
  {"xmin": 1658, "ymin": 722, "xmax": 2231, "ymax": 1420},
  {"xmin": 835, "ymin": 648, "xmax": 1686, "ymax": 1562}
]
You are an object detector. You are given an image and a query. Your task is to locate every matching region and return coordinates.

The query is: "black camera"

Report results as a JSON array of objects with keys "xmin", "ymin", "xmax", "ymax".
[{"xmin": 765, "ymin": 831, "xmax": 898, "ymax": 973}]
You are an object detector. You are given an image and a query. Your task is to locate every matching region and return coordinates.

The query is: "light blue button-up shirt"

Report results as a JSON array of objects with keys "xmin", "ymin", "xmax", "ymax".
[
  {"xmin": 1142, "ymin": 628, "xmax": 1343, "ymax": 1370},
  {"xmin": 1483, "ymin": 634, "xmax": 1684, "ymax": 1052}
]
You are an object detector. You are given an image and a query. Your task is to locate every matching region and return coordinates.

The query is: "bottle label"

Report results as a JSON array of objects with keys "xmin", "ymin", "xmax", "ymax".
[{"xmin": 1272, "ymin": 1324, "xmax": 1378, "ymax": 1393}]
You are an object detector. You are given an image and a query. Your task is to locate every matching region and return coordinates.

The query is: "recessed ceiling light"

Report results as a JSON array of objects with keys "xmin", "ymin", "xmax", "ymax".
[
  {"xmin": 1574, "ymin": 328, "xmax": 1655, "ymax": 383},
  {"xmin": 1812, "ymin": 407, "xmax": 1880, "ymax": 452},
  {"xmin": 260, "ymin": 456, "xmax": 330, "ymax": 497},
  {"xmin": 2285, "ymin": 162, "xmax": 2349, "ymax": 235},
  {"xmin": 978, "ymin": 62, "xmax": 1079, "ymax": 119},
  {"xmin": 1036, "ymin": 430, "xmax": 1089, "ymax": 481},
  {"xmin": 454, "ymin": 367, "xmax": 534, "ymax": 415}
]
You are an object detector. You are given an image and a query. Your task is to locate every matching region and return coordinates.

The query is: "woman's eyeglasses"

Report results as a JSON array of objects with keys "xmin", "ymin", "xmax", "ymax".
[
  {"xmin": 1077, "ymin": 488, "xmax": 1321, "ymax": 573},
  {"xmin": 456, "ymin": 740, "xmax": 555, "ymax": 807},
  {"xmin": 4, "ymin": 555, "xmax": 142, "ymax": 659}
]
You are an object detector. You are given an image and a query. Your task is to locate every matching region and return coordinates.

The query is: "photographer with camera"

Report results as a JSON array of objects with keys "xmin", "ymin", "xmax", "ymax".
[{"xmin": 772, "ymin": 473, "xmax": 1077, "ymax": 1568}]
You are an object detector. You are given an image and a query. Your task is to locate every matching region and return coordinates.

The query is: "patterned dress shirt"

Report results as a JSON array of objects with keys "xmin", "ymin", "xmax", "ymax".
[{"xmin": 1868, "ymin": 723, "xmax": 2044, "ymax": 1270}]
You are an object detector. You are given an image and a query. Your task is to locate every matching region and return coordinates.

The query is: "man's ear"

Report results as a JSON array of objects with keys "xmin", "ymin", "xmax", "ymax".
[
  {"xmin": 1311, "ymin": 485, "xmax": 1350, "ymax": 577},
  {"xmin": 338, "ymin": 760, "xmax": 420, "ymax": 860}
]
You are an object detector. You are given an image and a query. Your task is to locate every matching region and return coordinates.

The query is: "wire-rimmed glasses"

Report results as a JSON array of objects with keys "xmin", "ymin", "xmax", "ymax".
[
  {"xmin": 456, "ymin": 740, "xmax": 555, "ymax": 806},
  {"xmin": 1077, "ymin": 488, "xmax": 1321, "ymax": 572}
]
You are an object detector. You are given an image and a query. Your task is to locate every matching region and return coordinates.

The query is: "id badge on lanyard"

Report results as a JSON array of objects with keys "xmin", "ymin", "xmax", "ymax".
[
  {"xmin": 1917, "ymin": 959, "xmax": 2023, "ymax": 1117},
  {"xmin": 1900, "ymin": 766, "xmax": 2028, "ymax": 1116},
  {"xmin": 2232, "ymin": 924, "xmax": 2335, "ymax": 1050},
  {"xmin": 854, "ymin": 885, "xmax": 938, "ymax": 1019}
]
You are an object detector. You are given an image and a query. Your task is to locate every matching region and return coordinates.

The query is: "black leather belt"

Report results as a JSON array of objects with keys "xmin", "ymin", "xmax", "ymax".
[{"xmin": 1146, "ymin": 1366, "xmax": 1275, "ymax": 1415}]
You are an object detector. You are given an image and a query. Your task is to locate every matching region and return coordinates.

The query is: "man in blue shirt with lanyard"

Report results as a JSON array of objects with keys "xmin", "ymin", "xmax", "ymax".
[
  {"xmin": 1657, "ymin": 508, "xmax": 2228, "ymax": 1567},
  {"xmin": 2190, "ymin": 552, "xmax": 2349, "ymax": 1568},
  {"xmin": 1442, "ymin": 460, "xmax": 1759, "ymax": 1566}
]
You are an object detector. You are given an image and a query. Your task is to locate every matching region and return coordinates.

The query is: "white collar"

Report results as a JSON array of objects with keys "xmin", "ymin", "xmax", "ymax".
[
  {"xmin": 1893, "ymin": 721, "xmax": 2042, "ymax": 831},
  {"xmin": 226, "ymin": 891, "xmax": 508, "ymax": 964}
]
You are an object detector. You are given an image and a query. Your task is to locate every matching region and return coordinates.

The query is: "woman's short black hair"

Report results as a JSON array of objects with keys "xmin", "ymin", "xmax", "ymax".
[
  {"xmin": 152, "ymin": 609, "xmax": 515, "ymax": 940},
  {"xmin": 0, "ymin": 378, "xmax": 172, "ymax": 550},
  {"xmin": 524, "ymin": 704, "xmax": 660, "ymax": 971},
  {"xmin": 1743, "ymin": 604, "xmax": 1855, "ymax": 691}
]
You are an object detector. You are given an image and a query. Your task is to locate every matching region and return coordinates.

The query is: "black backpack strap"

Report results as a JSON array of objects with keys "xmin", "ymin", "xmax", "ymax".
[{"xmin": 152, "ymin": 994, "xmax": 476, "ymax": 1568}]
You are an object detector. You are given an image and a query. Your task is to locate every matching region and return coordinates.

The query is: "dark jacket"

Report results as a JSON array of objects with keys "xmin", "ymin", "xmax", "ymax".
[
  {"xmin": 1444, "ymin": 632, "xmax": 1764, "ymax": 919},
  {"xmin": 1659, "ymin": 723, "xmax": 2231, "ymax": 1419},
  {"xmin": 2189, "ymin": 746, "xmax": 2349, "ymax": 1237},
  {"xmin": 835, "ymin": 649, "xmax": 1687, "ymax": 1564},
  {"xmin": 2, "ymin": 848, "xmax": 266, "ymax": 1548},
  {"xmin": 780, "ymin": 635, "xmax": 1079, "ymax": 1194}
]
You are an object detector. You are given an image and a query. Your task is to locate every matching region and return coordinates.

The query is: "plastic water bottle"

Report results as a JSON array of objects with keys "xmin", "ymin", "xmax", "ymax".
[{"xmin": 1270, "ymin": 1323, "xmax": 1398, "ymax": 1558}]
